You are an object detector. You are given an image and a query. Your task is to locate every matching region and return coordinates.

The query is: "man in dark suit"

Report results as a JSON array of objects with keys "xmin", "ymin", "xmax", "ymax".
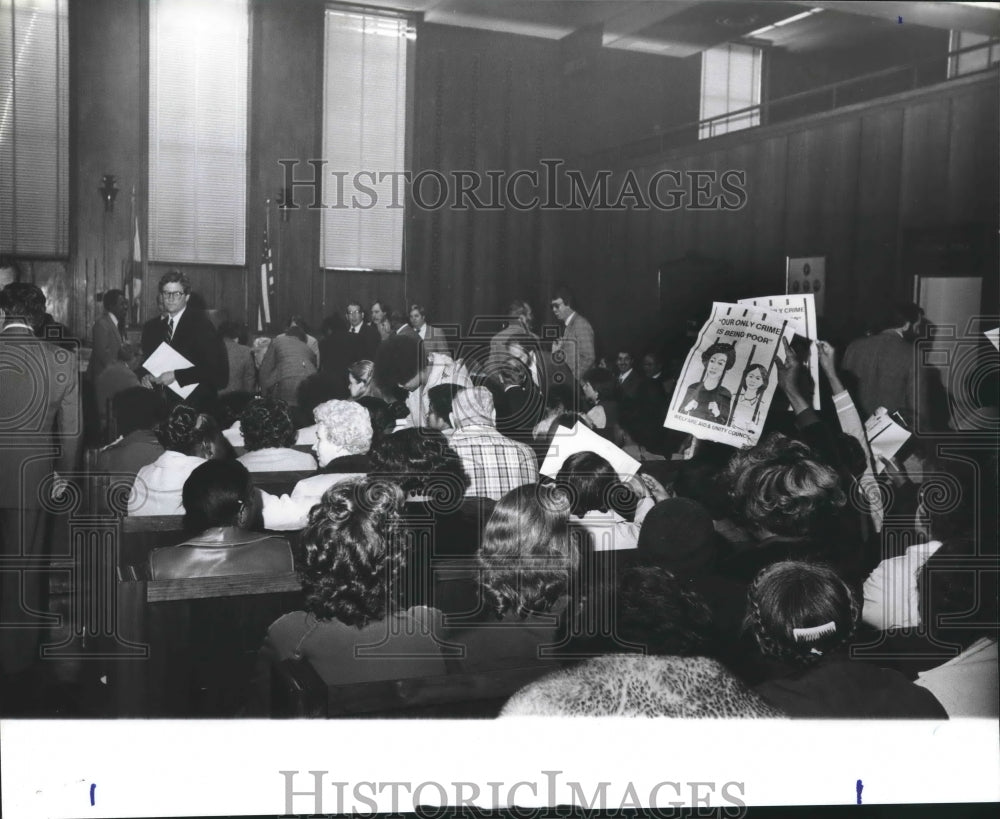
[
  {"xmin": 87, "ymin": 288, "xmax": 128, "ymax": 381},
  {"xmin": 494, "ymin": 332, "xmax": 546, "ymax": 442},
  {"xmin": 615, "ymin": 350, "xmax": 644, "ymax": 402},
  {"xmin": 139, "ymin": 271, "xmax": 228, "ymax": 410},
  {"xmin": 0, "ymin": 283, "xmax": 82, "ymax": 681},
  {"xmin": 319, "ymin": 301, "xmax": 381, "ymax": 387}
]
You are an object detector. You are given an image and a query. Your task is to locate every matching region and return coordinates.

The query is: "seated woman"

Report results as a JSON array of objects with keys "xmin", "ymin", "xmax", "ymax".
[
  {"xmin": 347, "ymin": 359, "xmax": 375, "ymax": 398},
  {"xmin": 561, "ymin": 564, "xmax": 718, "ymax": 659},
  {"xmin": 425, "ymin": 383, "xmax": 465, "ymax": 438},
  {"xmin": 128, "ymin": 404, "xmax": 213, "ymax": 516},
  {"xmin": 148, "ymin": 460, "xmax": 294, "ymax": 580},
  {"xmin": 555, "ymin": 452, "xmax": 669, "ymax": 553},
  {"xmin": 236, "ymin": 397, "xmax": 317, "ymax": 472},
  {"xmin": 580, "ymin": 366, "xmax": 621, "ymax": 444},
  {"xmin": 501, "ymin": 655, "xmax": 780, "ymax": 717},
  {"xmin": 261, "ymin": 400, "xmax": 373, "ymax": 531},
  {"xmin": 444, "ymin": 482, "xmax": 580, "ymax": 671},
  {"xmin": 719, "ymin": 432, "xmax": 864, "ymax": 584},
  {"xmin": 747, "ymin": 561, "xmax": 947, "ymax": 718},
  {"xmin": 258, "ymin": 477, "xmax": 448, "ymax": 686},
  {"xmin": 531, "ymin": 384, "xmax": 578, "ymax": 455}
]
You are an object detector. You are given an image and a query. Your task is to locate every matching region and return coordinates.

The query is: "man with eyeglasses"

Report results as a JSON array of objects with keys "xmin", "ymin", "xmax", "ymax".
[
  {"xmin": 549, "ymin": 285, "xmax": 595, "ymax": 388},
  {"xmin": 139, "ymin": 271, "xmax": 228, "ymax": 409},
  {"xmin": 319, "ymin": 301, "xmax": 380, "ymax": 390}
]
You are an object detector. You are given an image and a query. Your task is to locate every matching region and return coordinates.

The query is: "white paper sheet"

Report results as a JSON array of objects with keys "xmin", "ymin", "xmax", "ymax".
[
  {"xmin": 539, "ymin": 421, "xmax": 641, "ymax": 480},
  {"xmin": 143, "ymin": 341, "xmax": 198, "ymax": 399},
  {"xmin": 864, "ymin": 407, "xmax": 911, "ymax": 472}
]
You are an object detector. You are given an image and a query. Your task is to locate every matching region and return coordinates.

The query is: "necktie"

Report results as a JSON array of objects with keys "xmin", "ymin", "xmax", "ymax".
[{"xmin": 166, "ymin": 317, "xmax": 174, "ymax": 343}]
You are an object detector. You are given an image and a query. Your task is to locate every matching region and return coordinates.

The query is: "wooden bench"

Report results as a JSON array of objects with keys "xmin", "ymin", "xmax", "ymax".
[
  {"xmin": 111, "ymin": 572, "xmax": 303, "ymax": 716},
  {"xmin": 249, "ymin": 469, "xmax": 315, "ymax": 495},
  {"xmin": 270, "ymin": 656, "xmax": 562, "ymax": 718}
]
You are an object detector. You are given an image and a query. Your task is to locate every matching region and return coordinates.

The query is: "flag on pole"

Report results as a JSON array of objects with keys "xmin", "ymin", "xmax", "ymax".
[
  {"xmin": 126, "ymin": 186, "xmax": 143, "ymax": 327},
  {"xmin": 258, "ymin": 202, "xmax": 275, "ymax": 332}
]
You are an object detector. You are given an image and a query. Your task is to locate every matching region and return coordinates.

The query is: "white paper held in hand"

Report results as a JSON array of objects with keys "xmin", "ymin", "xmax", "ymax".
[
  {"xmin": 539, "ymin": 421, "xmax": 641, "ymax": 481},
  {"xmin": 143, "ymin": 341, "xmax": 198, "ymax": 399},
  {"xmin": 864, "ymin": 407, "xmax": 911, "ymax": 473}
]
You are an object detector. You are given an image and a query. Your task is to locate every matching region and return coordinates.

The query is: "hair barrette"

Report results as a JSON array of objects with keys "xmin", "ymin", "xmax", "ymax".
[{"xmin": 792, "ymin": 620, "xmax": 837, "ymax": 643}]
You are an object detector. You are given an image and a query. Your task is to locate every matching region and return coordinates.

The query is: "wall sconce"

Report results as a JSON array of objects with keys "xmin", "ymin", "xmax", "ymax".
[{"xmin": 99, "ymin": 174, "xmax": 119, "ymax": 213}]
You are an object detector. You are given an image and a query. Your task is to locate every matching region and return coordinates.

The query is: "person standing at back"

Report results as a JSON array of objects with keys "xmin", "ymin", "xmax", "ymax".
[
  {"xmin": 87, "ymin": 288, "xmax": 129, "ymax": 381},
  {"xmin": 841, "ymin": 301, "xmax": 930, "ymax": 430},
  {"xmin": 550, "ymin": 285, "xmax": 595, "ymax": 389},
  {"xmin": 0, "ymin": 283, "xmax": 82, "ymax": 684},
  {"xmin": 139, "ymin": 271, "xmax": 229, "ymax": 411}
]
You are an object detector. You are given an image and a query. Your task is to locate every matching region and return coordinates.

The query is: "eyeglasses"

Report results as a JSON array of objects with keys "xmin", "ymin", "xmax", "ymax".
[{"xmin": 161, "ymin": 290, "xmax": 186, "ymax": 300}]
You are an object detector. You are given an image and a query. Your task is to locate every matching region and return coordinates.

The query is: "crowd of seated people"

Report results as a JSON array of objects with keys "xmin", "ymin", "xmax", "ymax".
[{"xmin": 15, "ymin": 276, "xmax": 994, "ymax": 720}]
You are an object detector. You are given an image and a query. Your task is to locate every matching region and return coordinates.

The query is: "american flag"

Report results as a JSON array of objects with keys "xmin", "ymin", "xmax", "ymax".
[{"xmin": 258, "ymin": 206, "xmax": 276, "ymax": 331}]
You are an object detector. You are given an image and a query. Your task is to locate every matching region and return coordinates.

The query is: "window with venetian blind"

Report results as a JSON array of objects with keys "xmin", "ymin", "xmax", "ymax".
[
  {"xmin": 699, "ymin": 43, "xmax": 762, "ymax": 140},
  {"xmin": 948, "ymin": 31, "xmax": 1000, "ymax": 79},
  {"xmin": 320, "ymin": 7, "xmax": 410, "ymax": 272},
  {"xmin": 0, "ymin": 0, "xmax": 69, "ymax": 256},
  {"xmin": 149, "ymin": 0, "xmax": 248, "ymax": 265}
]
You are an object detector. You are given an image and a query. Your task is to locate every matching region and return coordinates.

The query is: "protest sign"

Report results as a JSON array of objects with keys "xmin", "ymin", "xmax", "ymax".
[
  {"xmin": 664, "ymin": 302, "xmax": 795, "ymax": 448},
  {"xmin": 739, "ymin": 293, "xmax": 820, "ymax": 410}
]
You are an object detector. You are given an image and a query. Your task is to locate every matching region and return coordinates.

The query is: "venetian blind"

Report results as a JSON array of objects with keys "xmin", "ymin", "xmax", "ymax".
[
  {"xmin": 320, "ymin": 8, "xmax": 409, "ymax": 271},
  {"xmin": 149, "ymin": 0, "xmax": 248, "ymax": 265},
  {"xmin": 0, "ymin": 0, "xmax": 69, "ymax": 255}
]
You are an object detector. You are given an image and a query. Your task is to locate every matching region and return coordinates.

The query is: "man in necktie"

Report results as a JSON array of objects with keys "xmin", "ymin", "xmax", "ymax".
[
  {"xmin": 319, "ymin": 300, "xmax": 380, "ymax": 386},
  {"xmin": 549, "ymin": 286, "xmax": 595, "ymax": 389},
  {"xmin": 139, "ymin": 271, "xmax": 228, "ymax": 410}
]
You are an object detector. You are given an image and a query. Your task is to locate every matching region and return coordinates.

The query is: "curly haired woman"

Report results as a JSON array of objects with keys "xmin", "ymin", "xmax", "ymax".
[
  {"xmin": 258, "ymin": 477, "xmax": 448, "ymax": 687},
  {"xmin": 236, "ymin": 397, "xmax": 317, "ymax": 472}
]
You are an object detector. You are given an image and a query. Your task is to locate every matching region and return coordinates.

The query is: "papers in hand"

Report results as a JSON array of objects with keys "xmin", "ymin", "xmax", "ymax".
[
  {"xmin": 540, "ymin": 421, "xmax": 641, "ymax": 481},
  {"xmin": 144, "ymin": 342, "xmax": 198, "ymax": 399},
  {"xmin": 865, "ymin": 407, "xmax": 911, "ymax": 473}
]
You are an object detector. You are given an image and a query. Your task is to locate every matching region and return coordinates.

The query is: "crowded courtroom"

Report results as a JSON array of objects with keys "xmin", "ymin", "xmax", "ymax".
[{"xmin": 1, "ymin": 0, "xmax": 998, "ymax": 724}]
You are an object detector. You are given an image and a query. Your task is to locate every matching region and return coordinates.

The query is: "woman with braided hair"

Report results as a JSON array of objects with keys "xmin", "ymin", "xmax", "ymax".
[
  {"xmin": 745, "ymin": 561, "xmax": 947, "ymax": 718},
  {"xmin": 257, "ymin": 476, "xmax": 448, "ymax": 687}
]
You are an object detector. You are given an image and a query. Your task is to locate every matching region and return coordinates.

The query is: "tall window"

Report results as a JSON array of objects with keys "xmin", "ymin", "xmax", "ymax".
[
  {"xmin": 0, "ymin": 0, "xmax": 69, "ymax": 255},
  {"xmin": 321, "ymin": 8, "xmax": 410, "ymax": 271},
  {"xmin": 699, "ymin": 43, "xmax": 762, "ymax": 140},
  {"xmin": 948, "ymin": 31, "xmax": 999, "ymax": 79},
  {"xmin": 149, "ymin": 0, "xmax": 248, "ymax": 265}
]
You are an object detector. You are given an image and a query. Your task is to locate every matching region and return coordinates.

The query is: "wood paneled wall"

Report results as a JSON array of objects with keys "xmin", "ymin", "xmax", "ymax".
[
  {"xmin": 69, "ymin": 0, "xmax": 145, "ymax": 341},
  {"xmin": 562, "ymin": 72, "xmax": 999, "ymax": 359},
  {"xmin": 404, "ymin": 24, "xmax": 564, "ymax": 334},
  {"xmin": 67, "ymin": 5, "xmax": 995, "ymax": 356}
]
